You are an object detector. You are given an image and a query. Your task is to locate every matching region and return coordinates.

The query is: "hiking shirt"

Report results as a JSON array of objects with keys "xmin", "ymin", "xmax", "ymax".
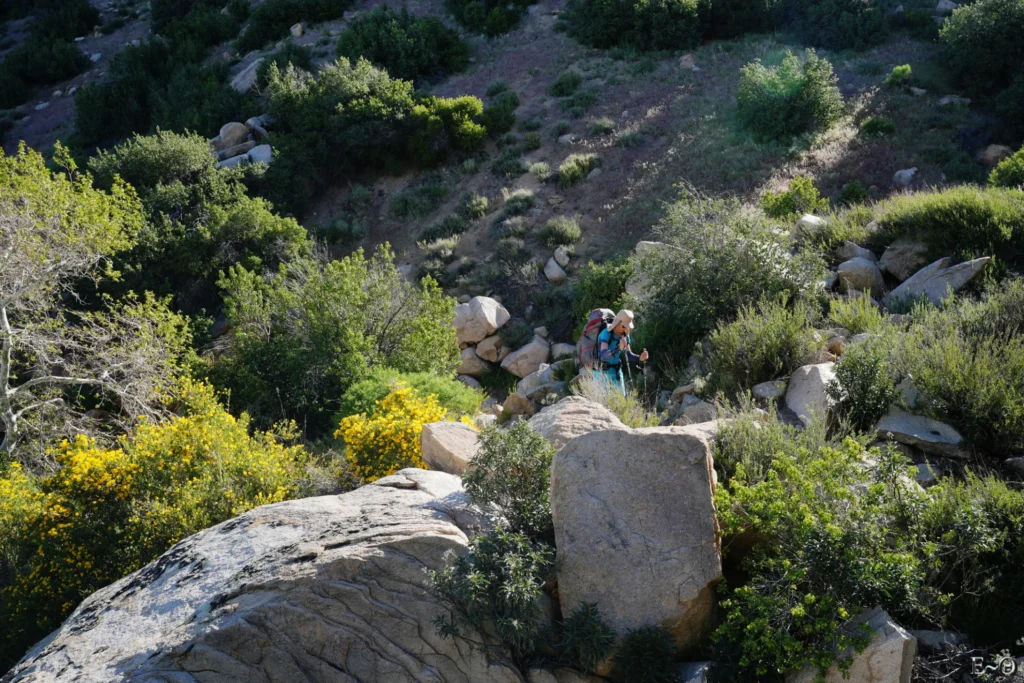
[{"xmin": 597, "ymin": 327, "xmax": 640, "ymax": 368}]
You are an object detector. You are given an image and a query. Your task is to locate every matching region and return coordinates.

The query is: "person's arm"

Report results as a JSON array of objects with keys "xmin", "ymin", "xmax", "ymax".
[
  {"xmin": 623, "ymin": 336, "xmax": 641, "ymax": 363},
  {"xmin": 598, "ymin": 340, "xmax": 616, "ymax": 363}
]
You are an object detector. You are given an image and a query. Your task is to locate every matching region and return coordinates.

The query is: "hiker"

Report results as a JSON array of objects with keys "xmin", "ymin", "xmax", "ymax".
[{"xmin": 597, "ymin": 309, "xmax": 649, "ymax": 394}]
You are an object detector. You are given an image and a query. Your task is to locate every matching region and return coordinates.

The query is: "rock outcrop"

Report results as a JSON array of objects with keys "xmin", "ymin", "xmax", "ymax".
[
  {"xmin": 876, "ymin": 408, "xmax": 967, "ymax": 458},
  {"xmin": 5, "ymin": 470, "xmax": 517, "ymax": 683},
  {"xmin": 528, "ymin": 396, "xmax": 627, "ymax": 450},
  {"xmin": 502, "ymin": 335, "xmax": 551, "ymax": 378},
  {"xmin": 421, "ymin": 421, "xmax": 481, "ymax": 474},
  {"xmin": 785, "ymin": 363, "xmax": 836, "ymax": 425},
  {"xmin": 454, "ymin": 296, "xmax": 511, "ymax": 345},
  {"xmin": 457, "ymin": 346, "xmax": 491, "ymax": 377},
  {"xmin": 552, "ymin": 426, "xmax": 722, "ymax": 654},
  {"xmin": 883, "ymin": 256, "xmax": 990, "ymax": 308},
  {"xmin": 836, "ymin": 257, "xmax": 886, "ymax": 296},
  {"xmin": 786, "ymin": 607, "xmax": 917, "ymax": 683},
  {"xmin": 879, "ymin": 240, "xmax": 929, "ymax": 282}
]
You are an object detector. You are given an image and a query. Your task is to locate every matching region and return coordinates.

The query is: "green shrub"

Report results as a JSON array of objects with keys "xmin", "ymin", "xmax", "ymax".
[
  {"xmin": 829, "ymin": 293, "xmax": 885, "ymax": 334},
  {"xmin": 612, "ymin": 627, "xmax": 679, "ymax": 683},
  {"xmin": 885, "ymin": 64, "xmax": 912, "ymax": 87},
  {"xmin": 703, "ymin": 0, "xmax": 781, "ymax": 38},
  {"xmin": 529, "ymin": 161, "xmax": 552, "ymax": 181},
  {"xmin": 418, "ymin": 213, "xmax": 470, "ymax": 242},
  {"xmin": 391, "ymin": 180, "xmax": 448, "ymax": 218},
  {"xmin": 564, "ymin": 0, "xmax": 702, "ymax": 51},
  {"xmin": 575, "ymin": 370, "xmax": 662, "ymax": 427},
  {"xmin": 237, "ymin": 0, "xmax": 351, "ymax": 52},
  {"xmin": 826, "ymin": 338, "xmax": 899, "ymax": 431},
  {"xmin": 589, "ymin": 117, "xmax": 616, "ymax": 136},
  {"xmin": 561, "ymin": 88, "xmax": 597, "ymax": 117},
  {"xmin": 459, "ymin": 191, "xmax": 490, "ymax": 219},
  {"xmin": 786, "ymin": 0, "xmax": 888, "ymax": 50},
  {"xmin": 839, "ymin": 180, "xmax": 869, "ymax": 205},
  {"xmin": 940, "ymin": 0, "xmax": 1024, "ymax": 96},
  {"xmin": 701, "ymin": 295, "xmax": 819, "ymax": 396},
  {"xmin": 901, "ymin": 280, "xmax": 1024, "ymax": 455},
  {"xmin": 501, "ymin": 188, "xmax": 535, "ymax": 216},
  {"xmin": 558, "ymin": 153, "xmax": 600, "ymax": 187},
  {"xmin": 462, "ymin": 422, "xmax": 557, "ymax": 537},
  {"xmin": 256, "ymin": 42, "xmax": 313, "ymax": 89},
  {"xmin": 989, "ymin": 145, "xmax": 1024, "ymax": 188},
  {"xmin": 995, "ymin": 73, "xmax": 1024, "ymax": 139},
  {"xmin": 321, "ymin": 214, "xmax": 367, "ymax": 243},
  {"xmin": 737, "ymin": 50, "xmax": 844, "ymax": 142},
  {"xmin": 873, "ymin": 185, "xmax": 1024, "ymax": 261},
  {"xmin": 633, "ymin": 189, "xmax": 825, "ymax": 363},
  {"xmin": 556, "ymin": 603, "xmax": 617, "ymax": 673},
  {"xmin": 30, "ymin": 0, "xmax": 99, "ymax": 39},
  {"xmin": 571, "ymin": 258, "xmax": 631, "ymax": 330},
  {"xmin": 523, "ymin": 131, "xmax": 543, "ymax": 150},
  {"xmin": 485, "ymin": 79, "xmax": 510, "ymax": 97},
  {"xmin": 760, "ymin": 176, "xmax": 829, "ymax": 219},
  {"xmin": 492, "ymin": 147, "xmax": 526, "ymax": 178},
  {"xmin": 446, "ymin": 0, "xmax": 534, "ymax": 35},
  {"xmin": 549, "ymin": 70, "xmax": 583, "ymax": 97},
  {"xmin": 336, "ymin": 5, "xmax": 469, "ymax": 82},
  {"xmin": 334, "ymin": 367, "xmax": 483, "ymax": 421},
  {"xmin": 0, "ymin": 38, "xmax": 87, "ymax": 103},
  {"xmin": 617, "ymin": 130, "xmax": 645, "ymax": 147},
  {"xmin": 519, "ymin": 116, "xmax": 542, "ymax": 131},
  {"xmin": 551, "ymin": 120, "xmax": 572, "ymax": 137},
  {"xmin": 539, "ymin": 215, "xmax": 583, "ymax": 247},
  {"xmin": 859, "ymin": 116, "xmax": 895, "ymax": 137},
  {"xmin": 482, "ymin": 89, "xmax": 520, "ymax": 135},
  {"xmin": 713, "ymin": 403, "xmax": 832, "ymax": 484},
  {"xmin": 429, "ymin": 527, "xmax": 554, "ymax": 667}
]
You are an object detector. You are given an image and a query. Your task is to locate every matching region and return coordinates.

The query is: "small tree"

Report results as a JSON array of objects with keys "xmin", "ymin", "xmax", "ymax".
[{"xmin": 0, "ymin": 146, "xmax": 190, "ymax": 467}]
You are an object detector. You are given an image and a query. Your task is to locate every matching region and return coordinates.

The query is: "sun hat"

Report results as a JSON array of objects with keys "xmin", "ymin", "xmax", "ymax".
[{"xmin": 609, "ymin": 309, "xmax": 635, "ymax": 331}]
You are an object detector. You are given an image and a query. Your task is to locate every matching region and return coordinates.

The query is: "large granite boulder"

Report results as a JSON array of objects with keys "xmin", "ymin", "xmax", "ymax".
[
  {"xmin": 5, "ymin": 470, "xmax": 519, "ymax": 683},
  {"xmin": 836, "ymin": 257, "xmax": 886, "ymax": 296},
  {"xmin": 528, "ymin": 396, "xmax": 628, "ymax": 451},
  {"xmin": 883, "ymin": 256, "xmax": 990, "ymax": 309},
  {"xmin": 458, "ymin": 346, "xmax": 491, "ymax": 378},
  {"xmin": 422, "ymin": 421, "xmax": 481, "ymax": 474},
  {"xmin": 836, "ymin": 242, "xmax": 877, "ymax": 263},
  {"xmin": 210, "ymin": 122, "xmax": 250, "ymax": 152},
  {"xmin": 785, "ymin": 363, "xmax": 836, "ymax": 426},
  {"xmin": 879, "ymin": 240, "xmax": 929, "ymax": 282},
  {"xmin": 454, "ymin": 296, "xmax": 511, "ymax": 345},
  {"xmin": 552, "ymin": 426, "xmax": 722, "ymax": 654},
  {"xmin": 786, "ymin": 607, "xmax": 916, "ymax": 683},
  {"xmin": 476, "ymin": 334, "xmax": 506, "ymax": 362},
  {"xmin": 876, "ymin": 408, "xmax": 967, "ymax": 459},
  {"xmin": 502, "ymin": 335, "xmax": 551, "ymax": 378}
]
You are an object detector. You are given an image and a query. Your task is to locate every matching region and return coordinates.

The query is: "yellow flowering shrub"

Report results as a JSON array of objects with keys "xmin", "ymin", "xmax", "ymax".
[
  {"xmin": 0, "ymin": 379, "xmax": 308, "ymax": 671},
  {"xmin": 336, "ymin": 384, "xmax": 446, "ymax": 482}
]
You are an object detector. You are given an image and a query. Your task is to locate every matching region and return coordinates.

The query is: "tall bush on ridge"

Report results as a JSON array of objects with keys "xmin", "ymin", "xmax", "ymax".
[{"xmin": 564, "ymin": 0, "xmax": 702, "ymax": 50}]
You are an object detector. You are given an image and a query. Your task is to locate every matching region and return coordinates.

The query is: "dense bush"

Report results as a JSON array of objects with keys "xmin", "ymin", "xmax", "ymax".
[
  {"xmin": 445, "ymin": 0, "xmax": 534, "ymax": 36},
  {"xmin": 549, "ymin": 70, "xmax": 583, "ymax": 97},
  {"xmin": 482, "ymin": 89, "xmax": 521, "ymax": 136},
  {"xmin": 701, "ymin": 295, "xmax": 818, "ymax": 396},
  {"xmin": 256, "ymin": 42, "xmax": 313, "ymax": 89},
  {"xmin": 575, "ymin": 370, "xmax": 661, "ymax": 427},
  {"xmin": 760, "ymin": 176, "xmax": 829, "ymax": 219},
  {"xmin": 785, "ymin": 0, "xmax": 888, "ymax": 50},
  {"xmin": 0, "ymin": 379, "xmax": 309, "ymax": 670},
  {"xmin": 264, "ymin": 59, "xmax": 487, "ymax": 215},
  {"xmin": 940, "ymin": 0, "xmax": 1024, "ymax": 97},
  {"xmin": 462, "ymin": 422, "xmax": 556, "ymax": 538},
  {"xmin": 214, "ymin": 245, "xmax": 459, "ymax": 436},
  {"xmin": 873, "ymin": 185, "xmax": 1024, "ymax": 261},
  {"xmin": 828, "ymin": 293, "xmax": 885, "ymax": 334},
  {"xmin": 634, "ymin": 189, "xmax": 824, "ymax": 366},
  {"xmin": 859, "ymin": 116, "xmax": 896, "ymax": 138},
  {"xmin": 826, "ymin": 338, "xmax": 899, "ymax": 431},
  {"xmin": 989, "ymin": 145, "xmax": 1024, "ymax": 188},
  {"xmin": 539, "ymin": 215, "xmax": 583, "ymax": 247},
  {"xmin": 429, "ymin": 527, "xmax": 554, "ymax": 667},
  {"xmin": 237, "ymin": 0, "xmax": 350, "ymax": 52},
  {"xmin": 703, "ymin": 0, "xmax": 781, "ymax": 38},
  {"xmin": 0, "ymin": 37, "xmax": 88, "ymax": 108},
  {"xmin": 564, "ymin": 0, "xmax": 702, "ymax": 51},
  {"xmin": 335, "ymin": 367, "xmax": 483, "ymax": 421},
  {"xmin": 737, "ymin": 50, "xmax": 844, "ymax": 142},
  {"xmin": 571, "ymin": 258, "xmax": 632, "ymax": 331},
  {"xmin": 335, "ymin": 384, "xmax": 446, "ymax": 481},
  {"xmin": 89, "ymin": 131, "xmax": 308, "ymax": 313},
  {"xmin": 558, "ymin": 153, "xmax": 600, "ymax": 186},
  {"xmin": 557, "ymin": 603, "xmax": 616, "ymax": 673},
  {"xmin": 337, "ymin": 6, "xmax": 469, "ymax": 82}
]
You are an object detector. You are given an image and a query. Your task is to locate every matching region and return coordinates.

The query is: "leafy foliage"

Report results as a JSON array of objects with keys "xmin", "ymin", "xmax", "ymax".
[
  {"xmin": 335, "ymin": 367, "xmax": 483, "ymax": 421},
  {"xmin": 556, "ymin": 603, "xmax": 617, "ymax": 673},
  {"xmin": 571, "ymin": 258, "xmax": 632, "ymax": 333},
  {"xmin": 940, "ymin": 0, "xmax": 1024, "ymax": 97},
  {"xmin": 829, "ymin": 293, "xmax": 885, "ymax": 334},
  {"xmin": 539, "ymin": 215, "xmax": 583, "ymax": 247},
  {"xmin": 445, "ymin": 0, "xmax": 534, "ymax": 35},
  {"xmin": 558, "ymin": 153, "xmax": 600, "ymax": 187},
  {"xmin": 564, "ymin": 0, "xmax": 702, "ymax": 51},
  {"xmin": 335, "ymin": 384, "xmax": 446, "ymax": 481},
  {"xmin": 237, "ymin": 0, "xmax": 351, "ymax": 52},
  {"xmin": 336, "ymin": 5, "xmax": 469, "ymax": 82},
  {"xmin": 737, "ymin": 50, "xmax": 844, "ymax": 142},
  {"xmin": 989, "ymin": 145, "xmax": 1024, "ymax": 188},
  {"xmin": 256, "ymin": 42, "xmax": 313, "ymax": 90},
  {"xmin": 612, "ymin": 627, "xmax": 680, "ymax": 683},
  {"xmin": 760, "ymin": 176, "xmax": 829, "ymax": 219},
  {"xmin": 0, "ymin": 38, "xmax": 88, "ymax": 108},
  {"xmin": 860, "ymin": 116, "xmax": 895, "ymax": 137},
  {"xmin": 826, "ymin": 338, "xmax": 899, "ymax": 431},
  {"xmin": 785, "ymin": 0, "xmax": 888, "ymax": 50}
]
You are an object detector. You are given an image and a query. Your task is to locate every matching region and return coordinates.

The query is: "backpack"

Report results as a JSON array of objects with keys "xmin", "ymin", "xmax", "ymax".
[{"xmin": 576, "ymin": 308, "xmax": 615, "ymax": 369}]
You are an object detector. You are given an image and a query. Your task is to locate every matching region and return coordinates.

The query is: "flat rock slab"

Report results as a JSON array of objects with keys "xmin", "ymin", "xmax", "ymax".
[
  {"xmin": 5, "ymin": 470, "xmax": 516, "ymax": 683},
  {"xmin": 785, "ymin": 363, "xmax": 836, "ymax": 426},
  {"xmin": 422, "ymin": 421, "xmax": 481, "ymax": 475},
  {"xmin": 552, "ymin": 426, "xmax": 722, "ymax": 654},
  {"xmin": 528, "ymin": 396, "xmax": 627, "ymax": 451},
  {"xmin": 876, "ymin": 408, "xmax": 967, "ymax": 458},
  {"xmin": 883, "ymin": 257, "xmax": 990, "ymax": 309}
]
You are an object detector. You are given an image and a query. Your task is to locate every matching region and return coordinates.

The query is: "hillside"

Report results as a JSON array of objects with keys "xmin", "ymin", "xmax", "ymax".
[{"xmin": 1, "ymin": 0, "xmax": 1024, "ymax": 680}]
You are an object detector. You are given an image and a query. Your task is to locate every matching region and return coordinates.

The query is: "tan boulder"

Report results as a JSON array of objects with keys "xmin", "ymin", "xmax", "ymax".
[
  {"xmin": 977, "ymin": 144, "xmax": 1012, "ymax": 168},
  {"xmin": 454, "ymin": 296, "xmax": 511, "ymax": 345},
  {"xmin": 476, "ymin": 334, "xmax": 505, "ymax": 362},
  {"xmin": 501, "ymin": 336, "xmax": 551, "ymax": 378},
  {"xmin": 883, "ymin": 256, "xmax": 990, "ymax": 309},
  {"xmin": 457, "ymin": 347, "xmax": 490, "ymax": 378},
  {"xmin": 528, "ymin": 396, "xmax": 627, "ymax": 450},
  {"xmin": 421, "ymin": 422, "xmax": 481, "ymax": 475},
  {"xmin": 785, "ymin": 363, "xmax": 836, "ymax": 425}
]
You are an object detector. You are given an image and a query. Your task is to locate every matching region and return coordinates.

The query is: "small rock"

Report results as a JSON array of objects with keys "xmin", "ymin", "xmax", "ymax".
[
  {"xmin": 557, "ymin": 134, "xmax": 578, "ymax": 146},
  {"xmin": 476, "ymin": 335, "xmax": 505, "ymax": 363},
  {"xmin": 533, "ymin": 327, "xmax": 549, "ymax": 338},
  {"xmin": 552, "ymin": 343, "xmax": 576, "ymax": 360},
  {"xmin": 935, "ymin": 0, "xmax": 957, "ymax": 13},
  {"xmin": 130, "ymin": 39, "xmax": 140, "ymax": 47},
  {"xmin": 914, "ymin": 463, "xmax": 940, "ymax": 487},
  {"xmin": 52, "ymin": 90, "xmax": 62, "ymax": 98},
  {"xmin": 290, "ymin": 22, "xmax": 304, "ymax": 37},
  {"xmin": 1004, "ymin": 457, "xmax": 1024, "ymax": 477},
  {"xmin": 457, "ymin": 347, "xmax": 491, "ymax": 378},
  {"xmin": 672, "ymin": 384, "xmax": 697, "ymax": 402},
  {"xmin": 501, "ymin": 336, "xmax": 551, "ymax": 378},
  {"xmin": 90, "ymin": 53, "xmax": 102, "ymax": 63},
  {"xmin": 68, "ymin": 86, "xmax": 77, "ymax": 96},
  {"xmin": 421, "ymin": 422, "xmax": 481, "ymax": 475},
  {"xmin": 679, "ymin": 54, "xmax": 698, "ymax": 71},
  {"xmin": 876, "ymin": 408, "xmax": 967, "ymax": 458},
  {"xmin": 836, "ymin": 241, "xmax": 877, "ymax": 263},
  {"xmin": 216, "ymin": 141, "xmax": 255, "ymax": 161},
  {"xmin": 677, "ymin": 662, "xmax": 711, "ymax": 683},
  {"xmin": 977, "ymin": 144, "xmax": 1013, "ymax": 168},
  {"xmin": 752, "ymin": 379, "xmax": 787, "ymax": 401},
  {"xmin": 544, "ymin": 258, "xmax": 567, "ymax": 284},
  {"xmin": 230, "ymin": 58, "xmax": 264, "ymax": 93},
  {"xmin": 34, "ymin": 102, "xmax": 50, "ymax": 111},
  {"xmin": 554, "ymin": 246, "xmax": 571, "ymax": 268},
  {"xmin": 216, "ymin": 154, "xmax": 249, "ymax": 170},
  {"xmin": 248, "ymin": 144, "xmax": 273, "ymax": 165},
  {"xmin": 909, "ymin": 87, "xmax": 928, "ymax": 96},
  {"xmin": 454, "ymin": 297, "xmax": 511, "ymax": 345},
  {"xmin": 938, "ymin": 95, "xmax": 971, "ymax": 107},
  {"xmin": 793, "ymin": 214, "xmax": 826, "ymax": 240},
  {"xmin": 836, "ymin": 257, "xmax": 886, "ymax": 296},
  {"xmin": 850, "ymin": 332, "xmax": 880, "ymax": 344},
  {"xmin": 909, "ymin": 630, "xmax": 962, "ymax": 651},
  {"xmin": 675, "ymin": 400, "xmax": 717, "ymax": 426},
  {"xmin": 503, "ymin": 393, "xmax": 537, "ymax": 416},
  {"xmin": 457, "ymin": 374, "xmax": 482, "ymax": 389},
  {"xmin": 547, "ymin": 196, "xmax": 564, "ymax": 206},
  {"xmin": 457, "ymin": 294, "xmax": 471, "ymax": 304},
  {"xmin": 892, "ymin": 168, "xmax": 917, "ymax": 186},
  {"xmin": 786, "ymin": 363, "xmax": 836, "ymax": 426}
]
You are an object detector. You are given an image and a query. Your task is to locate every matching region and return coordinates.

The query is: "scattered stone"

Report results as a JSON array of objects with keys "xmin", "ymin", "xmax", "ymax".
[
  {"xmin": 68, "ymin": 86, "xmax": 77, "ymax": 96},
  {"xmin": 836, "ymin": 241, "xmax": 877, "ymax": 263},
  {"xmin": 4, "ymin": 470, "xmax": 520, "ymax": 682},
  {"xmin": 909, "ymin": 87, "xmax": 928, "ymax": 97},
  {"xmin": 454, "ymin": 296, "xmax": 511, "ymax": 345},
  {"xmin": 1004, "ymin": 457, "xmax": 1024, "ymax": 477},
  {"xmin": 938, "ymin": 95, "xmax": 971, "ymax": 107},
  {"xmin": 548, "ymin": 196, "xmax": 564, "ymax": 206},
  {"xmin": 837, "ymin": 257, "xmax": 886, "ymax": 296},
  {"xmin": 216, "ymin": 140, "xmax": 255, "ymax": 161},
  {"xmin": 34, "ymin": 102, "xmax": 49, "ymax": 111},
  {"xmin": 914, "ymin": 462, "xmax": 940, "ymax": 487},
  {"xmin": 552, "ymin": 426, "xmax": 722, "ymax": 653},
  {"xmin": 457, "ymin": 374, "xmax": 482, "ymax": 389},
  {"xmin": 675, "ymin": 400, "xmax": 718, "ymax": 426},
  {"xmin": 421, "ymin": 422, "xmax": 481, "ymax": 475},
  {"xmin": 752, "ymin": 379, "xmax": 787, "ymax": 401},
  {"xmin": 545, "ymin": 258, "xmax": 567, "ymax": 284},
  {"xmin": 52, "ymin": 90, "xmax": 62, "ymax": 98},
  {"xmin": 977, "ymin": 144, "xmax": 1013, "ymax": 168},
  {"xmin": 786, "ymin": 607, "xmax": 916, "ymax": 683},
  {"xmin": 210, "ymin": 121, "xmax": 250, "ymax": 152},
  {"xmin": 554, "ymin": 246, "xmax": 571, "ymax": 268},
  {"xmin": 290, "ymin": 22, "xmax": 304, "ymax": 37},
  {"xmin": 551, "ymin": 343, "xmax": 576, "ymax": 360},
  {"xmin": 457, "ymin": 347, "xmax": 491, "ymax": 378},
  {"xmin": 876, "ymin": 408, "xmax": 967, "ymax": 458},
  {"xmin": 501, "ymin": 336, "xmax": 551, "ymax": 378},
  {"xmin": 503, "ymin": 393, "xmax": 537, "ymax": 416},
  {"xmin": 475, "ymin": 413, "xmax": 497, "ymax": 430},
  {"xmin": 879, "ymin": 239, "xmax": 930, "ymax": 282},
  {"xmin": 247, "ymin": 144, "xmax": 273, "ymax": 165},
  {"xmin": 672, "ymin": 384, "xmax": 697, "ymax": 402},
  {"xmin": 793, "ymin": 214, "xmax": 826, "ymax": 240},
  {"xmin": 90, "ymin": 53, "xmax": 102, "ymax": 62},
  {"xmin": 528, "ymin": 396, "xmax": 627, "ymax": 451},
  {"xmin": 850, "ymin": 332, "xmax": 880, "ymax": 344},
  {"xmin": 892, "ymin": 167, "xmax": 917, "ymax": 186},
  {"xmin": 910, "ymin": 630, "xmax": 963, "ymax": 651},
  {"xmin": 883, "ymin": 256, "xmax": 990, "ymax": 308},
  {"xmin": 785, "ymin": 363, "xmax": 836, "ymax": 426},
  {"xmin": 935, "ymin": 0, "xmax": 957, "ymax": 12},
  {"xmin": 534, "ymin": 326, "xmax": 549, "ymax": 338},
  {"xmin": 557, "ymin": 134, "xmax": 578, "ymax": 146},
  {"xmin": 216, "ymin": 154, "xmax": 248, "ymax": 169}
]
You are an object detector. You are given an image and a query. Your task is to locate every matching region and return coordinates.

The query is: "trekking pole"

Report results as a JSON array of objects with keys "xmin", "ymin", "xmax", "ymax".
[{"xmin": 624, "ymin": 335, "xmax": 634, "ymax": 390}]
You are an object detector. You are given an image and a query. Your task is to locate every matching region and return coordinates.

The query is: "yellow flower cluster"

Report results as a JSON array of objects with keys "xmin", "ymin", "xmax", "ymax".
[
  {"xmin": 0, "ymin": 378, "xmax": 308, "ymax": 667},
  {"xmin": 335, "ymin": 383, "xmax": 446, "ymax": 482}
]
